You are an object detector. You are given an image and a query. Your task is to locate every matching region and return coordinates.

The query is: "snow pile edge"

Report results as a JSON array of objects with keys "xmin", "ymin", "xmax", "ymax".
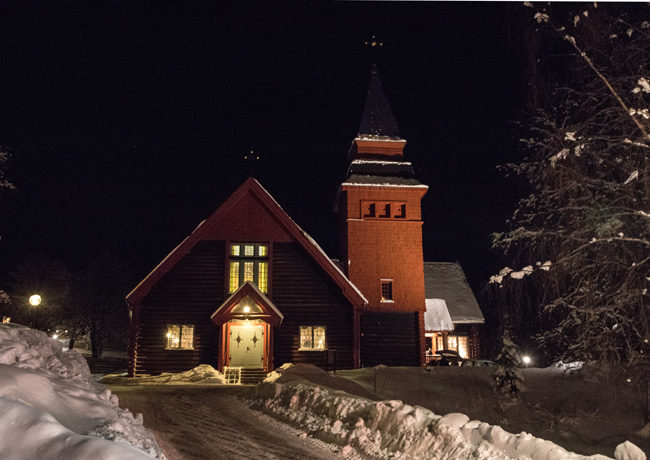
[
  {"xmin": 252, "ymin": 381, "xmax": 644, "ymax": 460},
  {"xmin": 101, "ymin": 364, "xmax": 224, "ymax": 385},
  {"xmin": 0, "ymin": 323, "xmax": 164, "ymax": 459}
]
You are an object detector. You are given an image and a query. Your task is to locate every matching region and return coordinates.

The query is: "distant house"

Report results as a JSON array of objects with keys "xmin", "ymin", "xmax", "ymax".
[
  {"xmin": 126, "ymin": 66, "xmax": 484, "ymax": 378},
  {"xmin": 423, "ymin": 262, "xmax": 484, "ymax": 362}
]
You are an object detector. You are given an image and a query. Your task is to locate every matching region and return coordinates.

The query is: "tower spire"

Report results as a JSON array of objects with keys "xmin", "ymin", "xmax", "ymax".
[{"xmin": 358, "ymin": 64, "xmax": 401, "ymax": 139}]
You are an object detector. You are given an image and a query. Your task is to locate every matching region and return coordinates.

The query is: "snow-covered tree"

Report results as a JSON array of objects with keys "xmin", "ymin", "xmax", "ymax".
[
  {"xmin": 494, "ymin": 318, "xmax": 522, "ymax": 395},
  {"xmin": 493, "ymin": 4, "xmax": 650, "ymax": 368}
]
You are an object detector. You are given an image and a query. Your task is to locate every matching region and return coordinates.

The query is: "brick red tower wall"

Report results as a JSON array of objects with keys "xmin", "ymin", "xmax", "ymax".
[
  {"xmin": 342, "ymin": 186, "xmax": 427, "ymax": 311},
  {"xmin": 339, "ymin": 184, "xmax": 428, "ymax": 365}
]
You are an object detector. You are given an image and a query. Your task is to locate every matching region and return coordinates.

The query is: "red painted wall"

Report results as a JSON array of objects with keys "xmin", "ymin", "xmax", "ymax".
[
  {"xmin": 204, "ymin": 192, "xmax": 293, "ymax": 243},
  {"xmin": 340, "ymin": 185, "xmax": 427, "ymax": 313}
]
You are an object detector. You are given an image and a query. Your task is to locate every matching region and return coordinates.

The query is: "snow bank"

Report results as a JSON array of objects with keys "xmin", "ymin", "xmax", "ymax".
[
  {"xmin": 101, "ymin": 364, "xmax": 224, "ymax": 385},
  {"xmin": 551, "ymin": 361, "xmax": 584, "ymax": 373},
  {"xmin": 263, "ymin": 362, "xmax": 294, "ymax": 382},
  {"xmin": 0, "ymin": 323, "xmax": 164, "ymax": 458},
  {"xmin": 252, "ymin": 365, "xmax": 644, "ymax": 460}
]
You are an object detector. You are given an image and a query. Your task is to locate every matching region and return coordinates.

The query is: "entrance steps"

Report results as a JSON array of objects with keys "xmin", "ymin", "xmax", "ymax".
[{"xmin": 240, "ymin": 368, "xmax": 266, "ymax": 385}]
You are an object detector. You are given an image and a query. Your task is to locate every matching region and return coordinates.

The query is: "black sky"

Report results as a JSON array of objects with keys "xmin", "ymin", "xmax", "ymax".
[{"xmin": 0, "ymin": 1, "xmax": 521, "ymax": 292}]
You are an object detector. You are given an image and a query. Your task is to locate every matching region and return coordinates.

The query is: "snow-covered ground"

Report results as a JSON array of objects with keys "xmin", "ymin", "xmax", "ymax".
[
  {"xmin": 0, "ymin": 323, "xmax": 164, "ymax": 459},
  {"xmin": 331, "ymin": 365, "xmax": 650, "ymax": 457},
  {"xmin": 250, "ymin": 364, "xmax": 646, "ymax": 460},
  {"xmin": 101, "ymin": 364, "xmax": 224, "ymax": 385},
  {"xmin": 109, "ymin": 385, "xmax": 341, "ymax": 460}
]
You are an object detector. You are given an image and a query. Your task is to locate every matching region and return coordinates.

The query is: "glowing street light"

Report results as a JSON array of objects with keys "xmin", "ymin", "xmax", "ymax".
[
  {"xmin": 28, "ymin": 294, "xmax": 42, "ymax": 329},
  {"xmin": 29, "ymin": 294, "xmax": 42, "ymax": 307},
  {"xmin": 522, "ymin": 355, "xmax": 532, "ymax": 367}
]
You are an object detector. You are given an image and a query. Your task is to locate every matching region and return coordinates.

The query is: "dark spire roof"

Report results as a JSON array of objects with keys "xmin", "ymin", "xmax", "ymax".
[{"xmin": 358, "ymin": 64, "xmax": 401, "ymax": 139}]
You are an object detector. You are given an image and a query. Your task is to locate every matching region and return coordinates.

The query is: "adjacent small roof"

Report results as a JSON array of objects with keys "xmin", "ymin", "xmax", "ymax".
[
  {"xmin": 358, "ymin": 64, "xmax": 401, "ymax": 139},
  {"xmin": 423, "ymin": 262, "xmax": 484, "ymax": 325},
  {"xmin": 425, "ymin": 299, "xmax": 454, "ymax": 331},
  {"xmin": 211, "ymin": 281, "xmax": 284, "ymax": 326}
]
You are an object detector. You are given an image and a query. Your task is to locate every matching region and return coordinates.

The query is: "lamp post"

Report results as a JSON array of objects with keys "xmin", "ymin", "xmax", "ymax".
[{"xmin": 29, "ymin": 294, "xmax": 41, "ymax": 329}]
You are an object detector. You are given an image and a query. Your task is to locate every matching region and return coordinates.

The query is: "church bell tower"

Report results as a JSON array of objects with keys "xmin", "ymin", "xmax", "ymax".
[{"xmin": 336, "ymin": 65, "xmax": 428, "ymax": 366}]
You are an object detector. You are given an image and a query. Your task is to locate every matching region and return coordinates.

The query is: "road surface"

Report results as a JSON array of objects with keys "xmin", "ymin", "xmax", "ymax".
[{"xmin": 109, "ymin": 385, "xmax": 340, "ymax": 460}]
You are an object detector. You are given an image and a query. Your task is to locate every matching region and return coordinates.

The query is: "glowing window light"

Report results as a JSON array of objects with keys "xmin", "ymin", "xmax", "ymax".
[
  {"xmin": 299, "ymin": 326, "xmax": 326, "ymax": 350},
  {"xmin": 166, "ymin": 325, "xmax": 193, "ymax": 350},
  {"xmin": 257, "ymin": 262, "xmax": 268, "ymax": 293}
]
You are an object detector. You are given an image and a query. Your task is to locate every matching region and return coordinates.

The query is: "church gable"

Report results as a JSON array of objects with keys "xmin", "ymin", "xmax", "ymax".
[
  {"xmin": 202, "ymin": 188, "xmax": 292, "ymax": 243},
  {"xmin": 126, "ymin": 177, "xmax": 365, "ymax": 309}
]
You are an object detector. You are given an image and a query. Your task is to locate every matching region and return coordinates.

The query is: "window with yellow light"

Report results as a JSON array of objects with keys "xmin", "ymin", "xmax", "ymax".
[
  {"xmin": 166, "ymin": 324, "xmax": 194, "ymax": 350},
  {"xmin": 229, "ymin": 243, "xmax": 269, "ymax": 293}
]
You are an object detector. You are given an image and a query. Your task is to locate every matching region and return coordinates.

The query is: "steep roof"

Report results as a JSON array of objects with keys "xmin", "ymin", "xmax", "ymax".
[
  {"xmin": 358, "ymin": 64, "xmax": 401, "ymax": 139},
  {"xmin": 423, "ymin": 262, "xmax": 484, "ymax": 324},
  {"xmin": 126, "ymin": 177, "xmax": 368, "ymax": 308}
]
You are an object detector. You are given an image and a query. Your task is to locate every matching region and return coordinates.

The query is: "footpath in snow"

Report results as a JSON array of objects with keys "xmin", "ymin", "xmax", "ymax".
[
  {"xmin": 252, "ymin": 363, "xmax": 646, "ymax": 460},
  {"xmin": 0, "ymin": 323, "xmax": 164, "ymax": 459}
]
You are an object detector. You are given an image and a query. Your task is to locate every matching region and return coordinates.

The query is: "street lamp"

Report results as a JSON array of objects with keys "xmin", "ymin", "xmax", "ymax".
[
  {"xmin": 29, "ymin": 295, "xmax": 41, "ymax": 307},
  {"xmin": 522, "ymin": 355, "xmax": 532, "ymax": 367},
  {"xmin": 29, "ymin": 294, "xmax": 41, "ymax": 329}
]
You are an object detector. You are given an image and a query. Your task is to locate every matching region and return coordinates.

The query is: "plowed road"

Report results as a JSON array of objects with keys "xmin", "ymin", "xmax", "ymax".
[{"xmin": 109, "ymin": 385, "xmax": 340, "ymax": 460}]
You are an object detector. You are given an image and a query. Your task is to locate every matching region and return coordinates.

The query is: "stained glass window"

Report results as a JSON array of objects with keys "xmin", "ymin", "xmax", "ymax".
[
  {"xmin": 257, "ymin": 262, "xmax": 268, "ymax": 293},
  {"xmin": 229, "ymin": 243, "xmax": 269, "ymax": 293},
  {"xmin": 229, "ymin": 262, "xmax": 240, "ymax": 293}
]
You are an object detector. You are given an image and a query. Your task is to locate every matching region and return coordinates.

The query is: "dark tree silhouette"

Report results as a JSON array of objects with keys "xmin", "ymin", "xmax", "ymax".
[
  {"xmin": 71, "ymin": 250, "xmax": 132, "ymax": 358},
  {"xmin": 492, "ymin": 4, "xmax": 650, "ymax": 368}
]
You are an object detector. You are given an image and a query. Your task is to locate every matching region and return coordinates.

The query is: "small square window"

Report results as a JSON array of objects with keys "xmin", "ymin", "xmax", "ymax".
[
  {"xmin": 380, "ymin": 280, "xmax": 393, "ymax": 302},
  {"xmin": 244, "ymin": 245, "xmax": 255, "ymax": 256}
]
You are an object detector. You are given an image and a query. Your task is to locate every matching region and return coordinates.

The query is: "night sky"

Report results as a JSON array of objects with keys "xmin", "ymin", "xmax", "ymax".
[{"xmin": 0, "ymin": 1, "xmax": 521, "ymax": 293}]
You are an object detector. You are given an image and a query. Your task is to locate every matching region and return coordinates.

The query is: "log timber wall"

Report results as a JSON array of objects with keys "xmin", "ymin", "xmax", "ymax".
[
  {"xmin": 360, "ymin": 311, "xmax": 420, "ymax": 367},
  {"xmin": 131, "ymin": 241, "xmax": 225, "ymax": 375},
  {"xmin": 272, "ymin": 242, "xmax": 355, "ymax": 369},
  {"xmin": 130, "ymin": 241, "xmax": 356, "ymax": 375}
]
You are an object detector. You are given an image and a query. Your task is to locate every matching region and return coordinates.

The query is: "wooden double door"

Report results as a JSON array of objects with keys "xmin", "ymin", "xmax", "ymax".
[{"xmin": 228, "ymin": 323, "xmax": 265, "ymax": 368}]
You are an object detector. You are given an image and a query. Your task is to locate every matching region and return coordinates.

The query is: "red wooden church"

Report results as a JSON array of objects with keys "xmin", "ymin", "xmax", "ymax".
[{"xmin": 126, "ymin": 66, "xmax": 484, "ymax": 378}]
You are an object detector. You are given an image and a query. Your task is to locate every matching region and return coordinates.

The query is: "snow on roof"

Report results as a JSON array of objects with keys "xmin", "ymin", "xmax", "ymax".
[
  {"xmin": 423, "ymin": 262, "xmax": 484, "ymax": 324},
  {"xmin": 354, "ymin": 135, "xmax": 406, "ymax": 143},
  {"xmin": 251, "ymin": 181, "xmax": 367, "ymax": 305},
  {"xmin": 424, "ymin": 299, "xmax": 454, "ymax": 331},
  {"xmin": 351, "ymin": 159, "xmax": 412, "ymax": 166},
  {"xmin": 341, "ymin": 179, "xmax": 428, "ymax": 188},
  {"xmin": 300, "ymin": 229, "xmax": 368, "ymax": 304}
]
